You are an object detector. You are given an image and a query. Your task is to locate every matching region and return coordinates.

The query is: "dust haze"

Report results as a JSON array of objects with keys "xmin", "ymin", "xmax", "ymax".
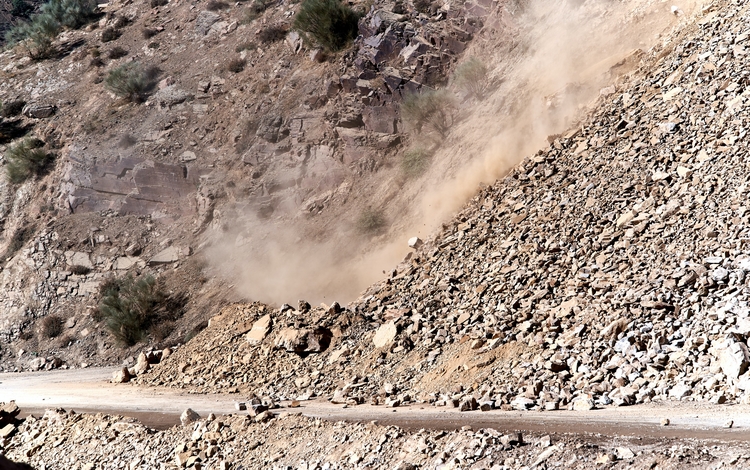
[{"xmin": 208, "ymin": 0, "xmax": 705, "ymax": 306}]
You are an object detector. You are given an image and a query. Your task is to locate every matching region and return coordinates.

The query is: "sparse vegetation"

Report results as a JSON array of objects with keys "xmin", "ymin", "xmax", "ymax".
[
  {"xmin": 206, "ymin": 0, "xmax": 228, "ymax": 10},
  {"xmin": 142, "ymin": 27, "xmax": 158, "ymax": 39},
  {"xmin": 107, "ymin": 46, "xmax": 128, "ymax": 59},
  {"xmin": 258, "ymin": 24, "xmax": 288, "ymax": 43},
  {"xmin": 104, "ymin": 62, "xmax": 151, "ymax": 103},
  {"xmin": 150, "ymin": 0, "xmax": 168, "ymax": 7},
  {"xmin": 70, "ymin": 264, "xmax": 91, "ymax": 275},
  {"xmin": 240, "ymin": 0, "xmax": 268, "ymax": 23},
  {"xmin": 293, "ymin": 0, "xmax": 361, "ymax": 52},
  {"xmin": 357, "ymin": 207, "xmax": 386, "ymax": 234},
  {"xmin": 235, "ymin": 41, "xmax": 256, "ymax": 52},
  {"xmin": 0, "ymin": 100, "xmax": 26, "ymax": 118},
  {"xmin": 401, "ymin": 147, "xmax": 432, "ymax": 178},
  {"xmin": 0, "ymin": 224, "xmax": 35, "ymax": 264},
  {"xmin": 40, "ymin": 315, "xmax": 64, "ymax": 338},
  {"xmin": 11, "ymin": 0, "xmax": 34, "ymax": 18},
  {"xmin": 225, "ymin": 57, "xmax": 246, "ymax": 73},
  {"xmin": 5, "ymin": 0, "xmax": 99, "ymax": 59},
  {"xmin": 452, "ymin": 57, "xmax": 490, "ymax": 99},
  {"xmin": 400, "ymin": 89, "xmax": 457, "ymax": 139},
  {"xmin": 413, "ymin": 0, "xmax": 432, "ymax": 14},
  {"xmin": 98, "ymin": 274, "xmax": 162, "ymax": 345},
  {"xmin": 5, "ymin": 138, "xmax": 53, "ymax": 184},
  {"xmin": 100, "ymin": 27, "xmax": 120, "ymax": 42}
]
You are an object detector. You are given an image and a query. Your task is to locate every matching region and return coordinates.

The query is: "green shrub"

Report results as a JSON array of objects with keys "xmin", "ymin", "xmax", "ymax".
[
  {"xmin": 11, "ymin": 0, "xmax": 34, "ymax": 18},
  {"xmin": 104, "ymin": 62, "xmax": 149, "ymax": 102},
  {"xmin": 101, "ymin": 27, "xmax": 120, "ymax": 42},
  {"xmin": 107, "ymin": 46, "xmax": 128, "ymax": 59},
  {"xmin": 357, "ymin": 207, "xmax": 386, "ymax": 234},
  {"xmin": 41, "ymin": 315, "xmax": 64, "ymax": 338},
  {"xmin": 5, "ymin": 138, "xmax": 53, "ymax": 184},
  {"xmin": 401, "ymin": 147, "xmax": 431, "ymax": 178},
  {"xmin": 452, "ymin": 57, "xmax": 489, "ymax": 99},
  {"xmin": 400, "ymin": 89, "xmax": 457, "ymax": 139},
  {"xmin": 240, "ymin": 0, "xmax": 268, "ymax": 23},
  {"xmin": 5, "ymin": 0, "xmax": 98, "ymax": 58},
  {"xmin": 98, "ymin": 274, "xmax": 163, "ymax": 345},
  {"xmin": 293, "ymin": 0, "xmax": 360, "ymax": 52}
]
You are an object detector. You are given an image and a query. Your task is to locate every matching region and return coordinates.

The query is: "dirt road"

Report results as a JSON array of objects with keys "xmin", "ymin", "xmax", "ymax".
[{"xmin": 1, "ymin": 368, "xmax": 748, "ymax": 441}]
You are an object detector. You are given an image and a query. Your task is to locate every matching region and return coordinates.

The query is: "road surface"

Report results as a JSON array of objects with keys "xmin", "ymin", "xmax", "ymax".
[{"xmin": 1, "ymin": 368, "xmax": 748, "ymax": 441}]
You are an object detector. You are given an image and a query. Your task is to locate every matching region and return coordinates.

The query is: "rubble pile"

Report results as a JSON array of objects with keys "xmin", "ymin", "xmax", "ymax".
[
  {"xmin": 2, "ymin": 405, "xmax": 744, "ymax": 469},
  {"xmin": 137, "ymin": 0, "xmax": 750, "ymax": 412}
]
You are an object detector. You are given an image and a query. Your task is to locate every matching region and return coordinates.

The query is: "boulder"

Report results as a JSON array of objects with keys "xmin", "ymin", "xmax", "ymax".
[
  {"xmin": 22, "ymin": 103, "xmax": 56, "ymax": 118},
  {"xmin": 245, "ymin": 314, "xmax": 272, "ymax": 344},
  {"xmin": 373, "ymin": 321, "xmax": 398, "ymax": 348},
  {"xmin": 112, "ymin": 367, "xmax": 131, "ymax": 383},
  {"xmin": 180, "ymin": 408, "xmax": 200, "ymax": 426},
  {"xmin": 274, "ymin": 327, "xmax": 333, "ymax": 354}
]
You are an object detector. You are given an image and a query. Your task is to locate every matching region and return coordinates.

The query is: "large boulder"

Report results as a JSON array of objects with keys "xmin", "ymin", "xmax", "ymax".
[{"xmin": 274, "ymin": 327, "xmax": 333, "ymax": 354}]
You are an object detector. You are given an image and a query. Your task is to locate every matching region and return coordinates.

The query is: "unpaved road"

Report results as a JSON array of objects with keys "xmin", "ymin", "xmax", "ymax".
[{"xmin": 1, "ymin": 368, "xmax": 749, "ymax": 441}]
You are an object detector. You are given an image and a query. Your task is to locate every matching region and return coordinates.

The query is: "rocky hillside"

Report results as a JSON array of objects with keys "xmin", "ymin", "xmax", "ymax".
[
  {"xmin": 132, "ymin": 0, "xmax": 750, "ymax": 416},
  {"xmin": 0, "ymin": 0, "xmax": 515, "ymax": 370}
]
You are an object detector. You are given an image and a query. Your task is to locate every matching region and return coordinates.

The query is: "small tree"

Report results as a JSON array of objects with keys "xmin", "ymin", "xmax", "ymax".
[
  {"xmin": 293, "ymin": 0, "xmax": 360, "ymax": 52},
  {"xmin": 452, "ymin": 57, "xmax": 490, "ymax": 99},
  {"xmin": 98, "ymin": 274, "xmax": 163, "ymax": 345},
  {"xmin": 400, "ymin": 89, "xmax": 457, "ymax": 139}
]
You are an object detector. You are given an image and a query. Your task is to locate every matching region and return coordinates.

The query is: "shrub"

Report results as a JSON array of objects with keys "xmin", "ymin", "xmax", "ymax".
[
  {"xmin": 235, "ymin": 40, "xmax": 256, "ymax": 52},
  {"xmin": 401, "ymin": 147, "xmax": 431, "ymax": 178},
  {"xmin": 206, "ymin": 0, "xmax": 228, "ymax": 10},
  {"xmin": 413, "ymin": 0, "xmax": 432, "ymax": 14},
  {"xmin": 101, "ymin": 27, "xmax": 119, "ymax": 42},
  {"xmin": 0, "ymin": 100, "xmax": 26, "ymax": 118},
  {"xmin": 452, "ymin": 57, "xmax": 489, "ymax": 99},
  {"xmin": 184, "ymin": 320, "xmax": 208, "ymax": 343},
  {"xmin": 70, "ymin": 264, "xmax": 91, "ymax": 275},
  {"xmin": 142, "ymin": 27, "xmax": 158, "ymax": 38},
  {"xmin": 6, "ymin": 0, "xmax": 98, "ymax": 59},
  {"xmin": 11, "ymin": 0, "xmax": 34, "ymax": 18},
  {"xmin": 98, "ymin": 274, "xmax": 163, "ymax": 345},
  {"xmin": 240, "ymin": 0, "xmax": 268, "ymax": 23},
  {"xmin": 104, "ymin": 62, "xmax": 150, "ymax": 103},
  {"xmin": 258, "ymin": 24, "xmax": 287, "ymax": 43},
  {"xmin": 400, "ymin": 89, "xmax": 457, "ymax": 138},
  {"xmin": 357, "ymin": 207, "xmax": 386, "ymax": 234},
  {"xmin": 90, "ymin": 56, "xmax": 105, "ymax": 67},
  {"xmin": 225, "ymin": 57, "xmax": 246, "ymax": 73},
  {"xmin": 150, "ymin": 0, "xmax": 168, "ymax": 7},
  {"xmin": 107, "ymin": 46, "xmax": 128, "ymax": 59},
  {"xmin": 293, "ymin": 0, "xmax": 360, "ymax": 52},
  {"xmin": 0, "ymin": 224, "xmax": 35, "ymax": 263},
  {"xmin": 41, "ymin": 315, "xmax": 64, "ymax": 338},
  {"xmin": 5, "ymin": 138, "xmax": 53, "ymax": 184}
]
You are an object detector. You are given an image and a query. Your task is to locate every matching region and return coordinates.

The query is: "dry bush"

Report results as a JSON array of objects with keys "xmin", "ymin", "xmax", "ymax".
[
  {"xmin": 142, "ymin": 27, "xmax": 158, "ymax": 38},
  {"xmin": 258, "ymin": 24, "xmax": 287, "ymax": 43},
  {"xmin": 235, "ymin": 40, "xmax": 256, "ymax": 52},
  {"xmin": 357, "ymin": 207, "xmax": 386, "ymax": 234},
  {"xmin": 150, "ymin": 0, "xmax": 168, "ymax": 7},
  {"xmin": 401, "ymin": 147, "xmax": 431, "ymax": 178},
  {"xmin": 293, "ymin": 0, "xmax": 360, "ymax": 52},
  {"xmin": 101, "ymin": 27, "xmax": 120, "ymax": 42},
  {"xmin": 225, "ymin": 57, "xmax": 246, "ymax": 73},
  {"xmin": 70, "ymin": 264, "xmax": 91, "ymax": 275},
  {"xmin": 104, "ymin": 62, "xmax": 156, "ymax": 103},
  {"xmin": 107, "ymin": 45, "xmax": 128, "ymax": 59},
  {"xmin": 206, "ymin": 0, "xmax": 228, "ymax": 10},
  {"xmin": 452, "ymin": 57, "xmax": 490, "ymax": 99},
  {"xmin": 0, "ymin": 100, "xmax": 26, "ymax": 118},
  {"xmin": 41, "ymin": 315, "xmax": 64, "ymax": 338},
  {"xmin": 400, "ymin": 89, "xmax": 457, "ymax": 139}
]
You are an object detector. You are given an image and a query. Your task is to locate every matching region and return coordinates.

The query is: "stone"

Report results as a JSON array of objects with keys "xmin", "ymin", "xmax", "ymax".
[
  {"xmin": 616, "ymin": 447, "xmax": 635, "ymax": 460},
  {"xmin": 133, "ymin": 352, "xmax": 150, "ymax": 375},
  {"xmin": 22, "ymin": 103, "xmax": 56, "ymax": 118},
  {"xmin": 180, "ymin": 408, "xmax": 200, "ymax": 426},
  {"xmin": 571, "ymin": 397, "xmax": 595, "ymax": 411},
  {"xmin": 274, "ymin": 327, "xmax": 333, "ymax": 354},
  {"xmin": 235, "ymin": 402, "xmax": 247, "ymax": 411},
  {"xmin": 724, "ymin": 420, "xmax": 734, "ymax": 428},
  {"xmin": 660, "ymin": 418, "xmax": 670, "ymax": 426},
  {"xmin": 254, "ymin": 410, "xmax": 274, "ymax": 423},
  {"xmin": 111, "ymin": 367, "xmax": 131, "ymax": 383},
  {"xmin": 195, "ymin": 11, "xmax": 220, "ymax": 35},
  {"xmin": 373, "ymin": 321, "xmax": 398, "ymax": 348},
  {"xmin": 245, "ymin": 314, "xmax": 272, "ymax": 344},
  {"xmin": 718, "ymin": 341, "xmax": 749, "ymax": 379},
  {"xmin": 154, "ymin": 86, "xmax": 193, "ymax": 107},
  {"xmin": 510, "ymin": 396, "xmax": 535, "ymax": 410},
  {"xmin": 408, "ymin": 237, "xmax": 423, "ymax": 249},
  {"xmin": 149, "ymin": 246, "xmax": 180, "ymax": 265}
]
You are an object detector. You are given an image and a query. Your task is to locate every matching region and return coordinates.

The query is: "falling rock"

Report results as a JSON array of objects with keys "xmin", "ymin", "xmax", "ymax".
[
  {"xmin": 245, "ymin": 314, "xmax": 272, "ymax": 344},
  {"xmin": 718, "ymin": 341, "xmax": 749, "ymax": 379},
  {"xmin": 373, "ymin": 321, "xmax": 398, "ymax": 348},
  {"xmin": 133, "ymin": 352, "xmax": 150, "ymax": 375},
  {"xmin": 660, "ymin": 418, "xmax": 670, "ymax": 426},
  {"xmin": 180, "ymin": 408, "xmax": 200, "ymax": 426},
  {"xmin": 111, "ymin": 367, "xmax": 131, "ymax": 383},
  {"xmin": 616, "ymin": 447, "xmax": 635, "ymax": 460},
  {"xmin": 408, "ymin": 237, "xmax": 423, "ymax": 249},
  {"xmin": 22, "ymin": 103, "xmax": 56, "ymax": 118}
]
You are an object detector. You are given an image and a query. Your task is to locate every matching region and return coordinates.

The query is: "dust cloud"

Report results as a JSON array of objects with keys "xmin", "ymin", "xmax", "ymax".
[{"xmin": 208, "ymin": 0, "xmax": 705, "ymax": 306}]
